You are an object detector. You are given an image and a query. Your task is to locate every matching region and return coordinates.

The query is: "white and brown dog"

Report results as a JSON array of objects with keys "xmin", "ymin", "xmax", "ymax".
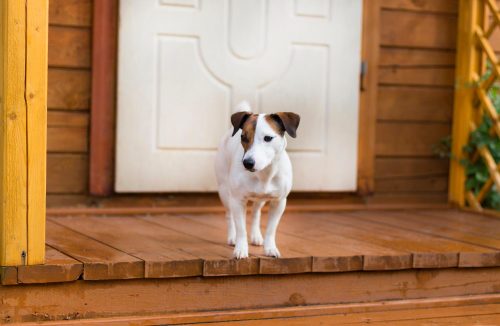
[{"xmin": 215, "ymin": 102, "xmax": 300, "ymax": 259}]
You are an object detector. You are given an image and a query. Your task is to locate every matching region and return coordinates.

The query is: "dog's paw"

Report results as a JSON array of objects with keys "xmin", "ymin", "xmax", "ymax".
[
  {"xmin": 227, "ymin": 235, "xmax": 236, "ymax": 246},
  {"xmin": 264, "ymin": 246, "xmax": 281, "ymax": 258},
  {"xmin": 250, "ymin": 230, "xmax": 264, "ymax": 246},
  {"xmin": 233, "ymin": 243, "xmax": 249, "ymax": 259}
]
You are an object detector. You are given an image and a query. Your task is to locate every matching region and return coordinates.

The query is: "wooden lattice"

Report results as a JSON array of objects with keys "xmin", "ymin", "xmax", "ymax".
[{"xmin": 451, "ymin": 0, "xmax": 500, "ymax": 211}]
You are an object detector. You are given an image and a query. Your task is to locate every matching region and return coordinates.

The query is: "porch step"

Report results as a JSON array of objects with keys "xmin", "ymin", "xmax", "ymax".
[{"xmin": 19, "ymin": 293, "xmax": 500, "ymax": 325}]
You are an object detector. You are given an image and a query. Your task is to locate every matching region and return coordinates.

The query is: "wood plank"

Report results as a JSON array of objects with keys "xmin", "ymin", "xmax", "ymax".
[
  {"xmin": 17, "ymin": 245, "xmax": 83, "ymax": 283},
  {"xmin": 323, "ymin": 211, "xmax": 499, "ymax": 268},
  {"xmin": 375, "ymin": 122, "xmax": 451, "ymax": 157},
  {"xmin": 46, "ymin": 194, "xmax": 90, "ymax": 207},
  {"xmin": 141, "ymin": 215, "xmax": 269, "ymax": 276},
  {"xmin": 26, "ymin": 0, "xmax": 48, "ymax": 265},
  {"xmin": 184, "ymin": 305, "xmax": 500, "ymax": 325},
  {"xmin": 380, "ymin": 0, "xmax": 458, "ymax": 13},
  {"xmin": 344, "ymin": 210, "xmax": 500, "ymax": 267},
  {"xmin": 375, "ymin": 158, "xmax": 449, "ymax": 179},
  {"xmin": 379, "ymin": 67, "xmax": 454, "ymax": 87},
  {"xmin": 90, "ymin": 0, "xmax": 119, "ymax": 196},
  {"xmin": 1, "ymin": 268, "xmax": 499, "ymax": 323},
  {"xmin": 53, "ymin": 215, "xmax": 206, "ymax": 278},
  {"xmin": 144, "ymin": 214, "xmax": 319, "ymax": 275},
  {"xmin": 375, "ymin": 175, "xmax": 448, "ymax": 192},
  {"xmin": 0, "ymin": 266, "xmax": 17, "ymax": 285},
  {"xmin": 48, "ymin": 110, "xmax": 88, "ymax": 152},
  {"xmin": 46, "ymin": 219, "xmax": 144, "ymax": 280},
  {"xmin": 0, "ymin": 0, "xmax": 28, "ymax": 266},
  {"xmin": 176, "ymin": 213, "xmax": 408, "ymax": 272},
  {"xmin": 379, "ymin": 48, "xmax": 455, "ymax": 67},
  {"xmin": 368, "ymin": 193, "xmax": 449, "ymax": 204},
  {"xmin": 418, "ymin": 210, "xmax": 500, "ymax": 240},
  {"xmin": 19, "ymin": 294, "xmax": 500, "ymax": 325},
  {"xmin": 49, "ymin": 0, "xmax": 92, "ymax": 27},
  {"xmin": 47, "ymin": 154, "xmax": 88, "ymax": 194},
  {"xmin": 377, "ymin": 86, "xmax": 453, "ymax": 122},
  {"xmin": 380, "ymin": 10, "xmax": 457, "ymax": 49},
  {"xmin": 48, "ymin": 126, "xmax": 88, "ymax": 152},
  {"xmin": 357, "ymin": 0, "xmax": 380, "ymax": 195},
  {"xmin": 48, "ymin": 110, "xmax": 89, "ymax": 127},
  {"xmin": 48, "ymin": 68, "xmax": 90, "ymax": 110},
  {"xmin": 49, "ymin": 26, "xmax": 90, "ymax": 68}
]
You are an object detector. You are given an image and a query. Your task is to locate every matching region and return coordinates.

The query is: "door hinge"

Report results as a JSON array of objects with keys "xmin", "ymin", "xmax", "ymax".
[{"xmin": 360, "ymin": 60, "xmax": 368, "ymax": 91}]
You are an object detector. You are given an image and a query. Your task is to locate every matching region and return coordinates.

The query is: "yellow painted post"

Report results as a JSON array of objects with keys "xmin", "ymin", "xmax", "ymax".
[
  {"xmin": 449, "ymin": 0, "xmax": 484, "ymax": 206},
  {"xmin": 26, "ymin": 0, "xmax": 48, "ymax": 265},
  {"xmin": 0, "ymin": 0, "xmax": 47, "ymax": 266}
]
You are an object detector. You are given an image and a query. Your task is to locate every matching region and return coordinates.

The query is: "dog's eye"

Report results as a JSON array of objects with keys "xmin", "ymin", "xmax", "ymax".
[
  {"xmin": 241, "ymin": 134, "xmax": 249, "ymax": 143},
  {"xmin": 264, "ymin": 136, "xmax": 274, "ymax": 142}
]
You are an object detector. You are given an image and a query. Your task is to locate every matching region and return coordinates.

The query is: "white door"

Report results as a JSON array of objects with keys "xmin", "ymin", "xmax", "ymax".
[{"xmin": 116, "ymin": 0, "xmax": 363, "ymax": 192}]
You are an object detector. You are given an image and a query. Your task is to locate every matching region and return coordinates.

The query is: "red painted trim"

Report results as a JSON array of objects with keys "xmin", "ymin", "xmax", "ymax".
[{"xmin": 89, "ymin": 0, "xmax": 119, "ymax": 196}]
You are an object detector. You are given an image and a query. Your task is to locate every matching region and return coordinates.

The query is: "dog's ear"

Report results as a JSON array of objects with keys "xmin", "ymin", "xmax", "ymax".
[
  {"xmin": 270, "ymin": 112, "xmax": 300, "ymax": 138},
  {"xmin": 231, "ymin": 111, "xmax": 252, "ymax": 136}
]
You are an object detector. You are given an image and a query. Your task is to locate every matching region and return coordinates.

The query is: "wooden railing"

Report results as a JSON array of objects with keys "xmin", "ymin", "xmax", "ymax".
[
  {"xmin": 451, "ymin": 0, "xmax": 500, "ymax": 210},
  {"xmin": 0, "ymin": 0, "xmax": 48, "ymax": 266}
]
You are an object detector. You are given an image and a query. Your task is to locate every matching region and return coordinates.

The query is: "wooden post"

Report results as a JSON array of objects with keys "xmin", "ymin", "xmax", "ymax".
[
  {"xmin": 0, "ymin": 0, "xmax": 47, "ymax": 266},
  {"xmin": 449, "ymin": 0, "xmax": 484, "ymax": 206}
]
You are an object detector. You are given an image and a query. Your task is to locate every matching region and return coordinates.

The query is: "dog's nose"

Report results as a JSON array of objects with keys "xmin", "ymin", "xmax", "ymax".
[{"xmin": 243, "ymin": 158, "xmax": 255, "ymax": 171}]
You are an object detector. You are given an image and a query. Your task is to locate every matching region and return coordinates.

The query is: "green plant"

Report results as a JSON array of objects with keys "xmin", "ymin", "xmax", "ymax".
[{"xmin": 460, "ymin": 85, "xmax": 500, "ymax": 210}]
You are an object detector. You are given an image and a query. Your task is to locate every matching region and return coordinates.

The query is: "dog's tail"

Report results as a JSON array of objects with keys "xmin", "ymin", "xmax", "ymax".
[{"xmin": 235, "ymin": 100, "xmax": 251, "ymax": 113}]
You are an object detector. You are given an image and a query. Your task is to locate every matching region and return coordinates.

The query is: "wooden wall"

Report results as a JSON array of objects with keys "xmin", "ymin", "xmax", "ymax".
[
  {"xmin": 46, "ymin": 0, "xmax": 458, "ymax": 206},
  {"xmin": 47, "ymin": 0, "xmax": 91, "ymax": 206},
  {"xmin": 372, "ymin": 0, "xmax": 457, "ymax": 204}
]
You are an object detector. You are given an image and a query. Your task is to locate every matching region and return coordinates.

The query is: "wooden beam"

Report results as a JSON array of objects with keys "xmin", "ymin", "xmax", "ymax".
[
  {"xmin": 0, "ymin": 0, "xmax": 47, "ymax": 266},
  {"xmin": 449, "ymin": 0, "xmax": 484, "ymax": 206},
  {"xmin": 26, "ymin": 0, "xmax": 48, "ymax": 265},
  {"xmin": 357, "ymin": 0, "xmax": 380, "ymax": 195},
  {"xmin": 89, "ymin": 0, "xmax": 119, "ymax": 196},
  {"xmin": 0, "ymin": 0, "xmax": 28, "ymax": 266}
]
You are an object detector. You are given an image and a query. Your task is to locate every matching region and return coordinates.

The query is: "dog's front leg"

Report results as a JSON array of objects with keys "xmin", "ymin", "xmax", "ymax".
[
  {"xmin": 264, "ymin": 198, "xmax": 286, "ymax": 258},
  {"xmin": 230, "ymin": 198, "xmax": 248, "ymax": 259}
]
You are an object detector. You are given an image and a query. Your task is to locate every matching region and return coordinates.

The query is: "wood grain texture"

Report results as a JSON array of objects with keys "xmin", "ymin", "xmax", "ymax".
[
  {"xmin": 26, "ymin": 0, "xmax": 48, "ymax": 265},
  {"xmin": 375, "ymin": 122, "xmax": 451, "ymax": 156},
  {"xmin": 379, "ymin": 67, "xmax": 454, "ymax": 87},
  {"xmin": 48, "ymin": 111, "xmax": 89, "ymax": 153},
  {"xmin": 380, "ymin": 0, "xmax": 458, "ymax": 13},
  {"xmin": 377, "ymin": 87, "xmax": 453, "ymax": 122},
  {"xmin": 46, "ymin": 220, "xmax": 144, "ymax": 280},
  {"xmin": 17, "ymin": 245, "xmax": 82, "ymax": 283},
  {"xmin": 47, "ymin": 154, "xmax": 88, "ymax": 194},
  {"xmin": 1, "ymin": 268, "xmax": 499, "ymax": 323},
  {"xmin": 89, "ymin": 0, "xmax": 119, "ymax": 196},
  {"xmin": 357, "ymin": 0, "xmax": 380, "ymax": 195},
  {"xmin": 49, "ymin": 0, "xmax": 92, "ymax": 27},
  {"xmin": 379, "ymin": 48, "xmax": 456, "ymax": 67},
  {"xmin": 48, "ymin": 69, "xmax": 90, "ymax": 110},
  {"xmin": 49, "ymin": 26, "xmax": 90, "ymax": 68},
  {"xmin": 54, "ymin": 215, "xmax": 205, "ymax": 278},
  {"xmin": 0, "ymin": 0, "xmax": 28, "ymax": 266},
  {"xmin": 17, "ymin": 294, "xmax": 499, "ymax": 325},
  {"xmin": 380, "ymin": 10, "xmax": 457, "ymax": 49},
  {"xmin": 0, "ymin": 266, "xmax": 17, "ymax": 285},
  {"xmin": 449, "ymin": 0, "xmax": 483, "ymax": 206}
]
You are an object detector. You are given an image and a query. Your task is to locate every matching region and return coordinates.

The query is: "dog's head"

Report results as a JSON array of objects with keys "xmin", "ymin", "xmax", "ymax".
[{"xmin": 231, "ymin": 111, "xmax": 300, "ymax": 172}]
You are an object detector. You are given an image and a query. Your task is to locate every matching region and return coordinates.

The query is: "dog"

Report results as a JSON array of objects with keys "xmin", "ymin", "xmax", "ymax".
[{"xmin": 215, "ymin": 101, "xmax": 300, "ymax": 259}]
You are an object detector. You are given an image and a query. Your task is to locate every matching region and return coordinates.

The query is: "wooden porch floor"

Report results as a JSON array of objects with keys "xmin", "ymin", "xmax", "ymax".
[{"xmin": 2, "ymin": 208, "xmax": 500, "ymax": 285}]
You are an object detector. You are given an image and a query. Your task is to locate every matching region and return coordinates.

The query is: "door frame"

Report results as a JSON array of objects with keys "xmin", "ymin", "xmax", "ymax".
[{"xmin": 89, "ymin": 0, "xmax": 379, "ymax": 196}]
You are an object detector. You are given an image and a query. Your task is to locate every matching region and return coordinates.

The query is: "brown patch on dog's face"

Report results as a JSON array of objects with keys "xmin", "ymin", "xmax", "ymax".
[
  {"xmin": 240, "ymin": 114, "xmax": 258, "ymax": 152},
  {"xmin": 265, "ymin": 114, "xmax": 285, "ymax": 137}
]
